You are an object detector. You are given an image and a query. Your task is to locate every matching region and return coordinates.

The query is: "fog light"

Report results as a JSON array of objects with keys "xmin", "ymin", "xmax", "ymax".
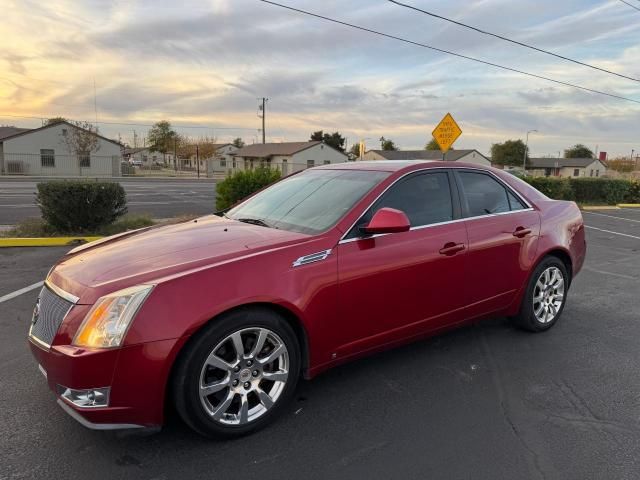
[{"xmin": 57, "ymin": 385, "xmax": 110, "ymax": 408}]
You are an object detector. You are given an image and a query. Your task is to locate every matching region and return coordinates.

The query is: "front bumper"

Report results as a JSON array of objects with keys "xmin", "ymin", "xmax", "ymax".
[{"xmin": 29, "ymin": 336, "xmax": 183, "ymax": 430}]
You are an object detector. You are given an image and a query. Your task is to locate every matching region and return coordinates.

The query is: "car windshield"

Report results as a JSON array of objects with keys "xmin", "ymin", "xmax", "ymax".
[{"xmin": 226, "ymin": 169, "xmax": 389, "ymax": 235}]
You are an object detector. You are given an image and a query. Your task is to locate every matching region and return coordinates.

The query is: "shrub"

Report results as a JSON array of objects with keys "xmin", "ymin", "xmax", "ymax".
[
  {"xmin": 624, "ymin": 181, "xmax": 640, "ymax": 203},
  {"xmin": 569, "ymin": 178, "xmax": 631, "ymax": 205},
  {"xmin": 36, "ymin": 180, "xmax": 128, "ymax": 232},
  {"xmin": 524, "ymin": 177, "xmax": 573, "ymax": 200},
  {"xmin": 215, "ymin": 167, "xmax": 281, "ymax": 211}
]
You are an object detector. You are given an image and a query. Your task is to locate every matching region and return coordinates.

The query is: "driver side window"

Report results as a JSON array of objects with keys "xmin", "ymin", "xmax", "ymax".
[{"xmin": 345, "ymin": 171, "xmax": 454, "ymax": 239}]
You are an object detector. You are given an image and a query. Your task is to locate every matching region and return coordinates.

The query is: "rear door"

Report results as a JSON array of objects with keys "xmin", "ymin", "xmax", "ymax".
[
  {"xmin": 453, "ymin": 169, "xmax": 540, "ymax": 318},
  {"xmin": 333, "ymin": 170, "xmax": 469, "ymax": 358}
]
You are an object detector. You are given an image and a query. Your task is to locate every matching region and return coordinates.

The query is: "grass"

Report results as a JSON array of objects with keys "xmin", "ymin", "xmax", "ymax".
[{"xmin": 1, "ymin": 214, "xmax": 155, "ymax": 238}]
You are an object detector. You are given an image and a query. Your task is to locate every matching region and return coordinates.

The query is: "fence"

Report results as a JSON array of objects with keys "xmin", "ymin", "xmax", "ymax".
[{"xmin": 1, "ymin": 153, "xmax": 339, "ymax": 178}]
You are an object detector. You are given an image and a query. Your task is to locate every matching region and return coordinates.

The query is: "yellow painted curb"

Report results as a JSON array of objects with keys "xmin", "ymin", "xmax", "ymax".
[
  {"xmin": 618, "ymin": 204, "xmax": 640, "ymax": 208},
  {"xmin": 0, "ymin": 236, "xmax": 102, "ymax": 247},
  {"xmin": 581, "ymin": 206, "xmax": 620, "ymax": 211}
]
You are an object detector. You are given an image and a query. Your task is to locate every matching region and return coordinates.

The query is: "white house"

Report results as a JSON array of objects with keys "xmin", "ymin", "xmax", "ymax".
[
  {"xmin": 231, "ymin": 141, "xmax": 348, "ymax": 175},
  {"xmin": 362, "ymin": 149, "xmax": 491, "ymax": 166},
  {"xmin": 0, "ymin": 121, "xmax": 122, "ymax": 176},
  {"xmin": 527, "ymin": 158, "xmax": 608, "ymax": 178}
]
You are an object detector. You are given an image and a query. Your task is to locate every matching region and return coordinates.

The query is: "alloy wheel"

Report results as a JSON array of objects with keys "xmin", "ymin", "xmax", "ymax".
[
  {"xmin": 199, "ymin": 327, "xmax": 289, "ymax": 425},
  {"xmin": 532, "ymin": 266, "xmax": 565, "ymax": 324}
]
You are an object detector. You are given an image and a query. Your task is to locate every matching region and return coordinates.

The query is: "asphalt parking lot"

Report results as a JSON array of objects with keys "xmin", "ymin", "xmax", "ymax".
[
  {"xmin": 0, "ymin": 178, "xmax": 216, "ymax": 225},
  {"xmin": 1, "ymin": 209, "xmax": 639, "ymax": 480}
]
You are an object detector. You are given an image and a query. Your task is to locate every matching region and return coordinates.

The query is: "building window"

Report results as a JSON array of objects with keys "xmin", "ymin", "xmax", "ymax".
[
  {"xmin": 323, "ymin": 160, "xmax": 331, "ymax": 165},
  {"xmin": 573, "ymin": 169, "xmax": 580, "ymax": 177},
  {"xmin": 596, "ymin": 170, "xmax": 599, "ymax": 177},
  {"xmin": 307, "ymin": 160, "xmax": 315, "ymax": 168},
  {"xmin": 40, "ymin": 149, "xmax": 55, "ymax": 167},
  {"xmin": 220, "ymin": 160, "xmax": 227, "ymax": 167},
  {"xmin": 590, "ymin": 169, "xmax": 594, "ymax": 177},
  {"xmin": 79, "ymin": 153, "xmax": 90, "ymax": 168},
  {"xmin": 62, "ymin": 129, "xmax": 68, "ymax": 136}
]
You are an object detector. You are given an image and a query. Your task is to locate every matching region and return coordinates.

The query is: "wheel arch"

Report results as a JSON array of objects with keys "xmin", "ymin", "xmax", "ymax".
[
  {"xmin": 539, "ymin": 247, "xmax": 573, "ymax": 286},
  {"xmin": 163, "ymin": 301, "xmax": 311, "ymax": 421}
]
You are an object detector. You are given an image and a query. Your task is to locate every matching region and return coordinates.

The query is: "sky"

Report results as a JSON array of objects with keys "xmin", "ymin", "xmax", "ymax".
[{"xmin": 1, "ymin": 0, "xmax": 639, "ymax": 157}]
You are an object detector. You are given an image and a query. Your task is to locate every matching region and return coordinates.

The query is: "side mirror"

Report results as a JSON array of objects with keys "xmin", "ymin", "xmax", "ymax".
[{"xmin": 361, "ymin": 207, "xmax": 410, "ymax": 235}]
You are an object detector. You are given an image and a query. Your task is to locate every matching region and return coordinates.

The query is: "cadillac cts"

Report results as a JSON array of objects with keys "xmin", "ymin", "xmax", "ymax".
[{"xmin": 29, "ymin": 161, "xmax": 586, "ymax": 437}]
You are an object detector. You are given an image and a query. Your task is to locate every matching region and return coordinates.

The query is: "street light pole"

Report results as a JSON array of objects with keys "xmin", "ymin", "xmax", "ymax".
[{"xmin": 523, "ymin": 129, "xmax": 538, "ymax": 173}]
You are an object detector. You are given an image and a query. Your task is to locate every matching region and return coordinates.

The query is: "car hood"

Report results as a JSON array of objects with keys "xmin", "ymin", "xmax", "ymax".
[{"xmin": 49, "ymin": 215, "xmax": 310, "ymax": 303}]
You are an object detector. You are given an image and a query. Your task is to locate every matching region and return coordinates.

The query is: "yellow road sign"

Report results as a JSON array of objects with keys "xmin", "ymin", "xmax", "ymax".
[{"xmin": 432, "ymin": 113, "xmax": 462, "ymax": 154}]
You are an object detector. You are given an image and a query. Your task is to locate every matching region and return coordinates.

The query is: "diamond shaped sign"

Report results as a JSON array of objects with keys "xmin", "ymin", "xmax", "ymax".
[{"xmin": 432, "ymin": 113, "xmax": 462, "ymax": 154}]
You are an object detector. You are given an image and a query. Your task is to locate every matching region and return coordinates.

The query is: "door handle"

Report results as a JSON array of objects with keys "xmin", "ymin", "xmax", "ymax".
[
  {"xmin": 512, "ymin": 227, "xmax": 532, "ymax": 238},
  {"xmin": 439, "ymin": 242, "xmax": 466, "ymax": 256}
]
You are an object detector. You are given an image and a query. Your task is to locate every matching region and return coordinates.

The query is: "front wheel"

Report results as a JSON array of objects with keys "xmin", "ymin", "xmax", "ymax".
[
  {"xmin": 172, "ymin": 308, "xmax": 301, "ymax": 438},
  {"xmin": 512, "ymin": 256, "xmax": 568, "ymax": 332}
]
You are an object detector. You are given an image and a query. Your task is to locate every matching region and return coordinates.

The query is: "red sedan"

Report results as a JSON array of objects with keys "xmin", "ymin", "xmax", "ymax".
[{"xmin": 29, "ymin": 161, "xmax": 586, "ymax": 437}]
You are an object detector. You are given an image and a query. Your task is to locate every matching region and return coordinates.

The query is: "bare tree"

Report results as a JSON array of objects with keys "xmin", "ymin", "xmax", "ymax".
[{"xmin": 59, "ymin": 121, "xmax": 102, "ymax": 168}]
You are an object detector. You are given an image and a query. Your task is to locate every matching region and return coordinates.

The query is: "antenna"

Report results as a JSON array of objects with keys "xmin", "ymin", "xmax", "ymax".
[{"xmin": 93, "ymin": 78, "xmax": 98, "ymax": 124}]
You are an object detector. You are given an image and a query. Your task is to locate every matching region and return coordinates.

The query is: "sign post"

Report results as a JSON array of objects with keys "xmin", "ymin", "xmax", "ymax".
[{"xmin": 432, "ymin": 113, "xmax": 462, "ymax": 160}]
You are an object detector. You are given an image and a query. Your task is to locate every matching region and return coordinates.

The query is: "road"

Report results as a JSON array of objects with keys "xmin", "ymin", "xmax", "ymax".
[
  {"xmin": 0, "ymin": 178, "xmax": 217, "ymax": 225},
  {"xmin": 1, "ymin": 210, "xmax": 640, "ymax": 479}
]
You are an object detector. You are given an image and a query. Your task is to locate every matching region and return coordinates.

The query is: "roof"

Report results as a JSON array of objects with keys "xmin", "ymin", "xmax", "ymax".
[
  {"xmin": 234, "ymin": 141, "xmax": 344, "ymax": 158},
  {"xmin": 529, "ymin": 157, "xmax": 603, "ymax": 168},
  {"xmin": 123, "ymin": 147, "xmax": 148, "ymax": 155},
  {"xmin": 0, "ymin": 121, "xmax": 122, "ymax": 147},
  {"xmin": 0, "ymin": 126, "xmax": 30, "ymax": 140},
  {"xmin": 367, "ymin": 149, "xmax": 488, "ymax": 162}
]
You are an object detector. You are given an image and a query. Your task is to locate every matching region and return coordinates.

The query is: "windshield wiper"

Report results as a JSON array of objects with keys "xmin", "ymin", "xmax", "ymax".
[{"xmin": 235, "ymin": 217, "xmax": 274, "ymax": 228}]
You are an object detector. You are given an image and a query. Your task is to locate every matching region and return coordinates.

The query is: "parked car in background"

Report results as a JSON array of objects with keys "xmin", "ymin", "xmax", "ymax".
[
  {"xmin": 28, "ymin": 161, "xmax": 586, "ymax": 437},
  {"xmin": 129, "ymin": 158, "xmax": 143, "ymax": 167}
]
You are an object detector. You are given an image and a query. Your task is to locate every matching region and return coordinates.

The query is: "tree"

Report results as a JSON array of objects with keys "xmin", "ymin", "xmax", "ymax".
[
  {"xmin": 309, "ymin": 130, "xmax": 346, "ymax": 152},
  {"xmin": 46, "ymin": 117, "xmax": 68, "ymax": 126},
  {"xmin": 147, "ymin": 121, "xmax": 177, "ymax": 160},
  {"xmin": 564, "ymin": 144, "xmax": 594, "ymax": 159},
  {"xmin": 491, "ymin": 139, "xmax": 528, "ymax": 167},
  {"xmin": 60, "ymin": 120, "xmax": 101, "ymax": 160},
  {"xmin": 379, "ymin": 136, "xmax": 398, "ymax": 151},
  {"xmin": 232, "ymin": 137, "xmax": 245, "ymax": 148},
  {"xmin": 348, "ymin": 143, "xmax": 361, "ymax": 157}
]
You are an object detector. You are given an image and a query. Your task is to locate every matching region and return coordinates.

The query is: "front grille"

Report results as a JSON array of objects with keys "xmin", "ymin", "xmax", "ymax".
[{"xmin": 30, "ymin": 284, "xmax": 74, "ymax": 347}]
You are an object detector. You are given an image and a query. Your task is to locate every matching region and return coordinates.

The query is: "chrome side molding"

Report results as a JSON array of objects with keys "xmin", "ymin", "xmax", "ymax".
[{"xmin": 292, "ymin": 249, "xmax": 332, "ymax": 267}]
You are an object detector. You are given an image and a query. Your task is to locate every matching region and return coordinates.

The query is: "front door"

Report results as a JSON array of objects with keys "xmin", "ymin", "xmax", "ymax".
[{"xmin": 334, "ymin": 170, "xmax": 468, "ymax": 359}]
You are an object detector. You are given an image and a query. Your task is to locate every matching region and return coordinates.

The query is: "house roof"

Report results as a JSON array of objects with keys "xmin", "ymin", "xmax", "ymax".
[
  {"xmin": 123, "ymin": 147, "xmax": 149, "ymax": 155},
  {"xmin": 0, "ymin": 126, "xmax": 31, "ymax": 140},
  {"xmin": 529, "ymin": 157, "xmax": 603, "ymax": 168},
  {"xmin": 0, "ymin": 121, "xmax": 122, "ymax": 147},
  {"xmin": 367, "ymin": 149, "xmax": 488, "ymax": 162},
  {"xmin": 234, "ymin": 141, "xmax": 344, "ymax": 158}
]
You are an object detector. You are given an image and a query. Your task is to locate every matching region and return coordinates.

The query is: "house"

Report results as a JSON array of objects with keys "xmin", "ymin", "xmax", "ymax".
[
  {"xmin": 122, "ymin": 147, "xmax": 174, "ymax": 166},
  {"xmin": 527, "ymin": 158, "xmax": 607, "ymax": 178},
  {"xmin": 362, "ymin": 149, "xmax": 491, "ymax": 166},
  {"xmin": 0, "ymin": 121, "xmax": 122, "ymax": 176},
  {"xmin": 232, "ymin": 141, "xmax": 348, "ymax": 174}
]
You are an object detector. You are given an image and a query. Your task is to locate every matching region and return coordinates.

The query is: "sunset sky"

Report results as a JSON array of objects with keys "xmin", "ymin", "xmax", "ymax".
[{"xmin": 2, "ymin": 0, "xmax": 639, "ymax": 157}]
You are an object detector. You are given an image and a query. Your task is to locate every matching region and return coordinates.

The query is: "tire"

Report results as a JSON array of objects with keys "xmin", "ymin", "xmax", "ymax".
[
  {"xmin": 512, "ymin": 256, "xmax": 569, "ymax": 332},
  {"xmin": 172, "ymin": 307, "xmax": 301, "ymax": 438}
]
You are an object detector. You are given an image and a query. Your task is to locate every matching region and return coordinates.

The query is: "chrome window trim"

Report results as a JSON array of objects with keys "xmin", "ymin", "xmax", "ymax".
[
  {"xmin": 45, "ymin": 279, "xmax": 79, "ymax": 305},
  {"xmin": 338, "ymin": 166, "xmax": 534, "ymax": 244}
]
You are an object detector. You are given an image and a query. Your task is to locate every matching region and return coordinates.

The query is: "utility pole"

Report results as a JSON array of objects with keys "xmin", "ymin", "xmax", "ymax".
[
  {"xmin": 196, "ymin": 144, "xmax": 200, "ymax": 179},
  {"xmin": 258, "ymin": 97, "xmax": 268, "ymax": 144},
  {"xmin": 523, "ymin": 129, "xmax": 537, "ymax": 173}
]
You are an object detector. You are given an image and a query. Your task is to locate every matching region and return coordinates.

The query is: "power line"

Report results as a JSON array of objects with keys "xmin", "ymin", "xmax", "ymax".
[
  {"xmin": 388, "ymin": 0, "xmax": 640, "ymax": 83},
  {"xmin": 257, "ymin": 0, "xmax": 640, "ymax": 105},
  {"xmin": 618, "ymin": 0, "xmax": 640, "ymax": 11},
  {"xmin": 0, "ymin": 113, "xmax": 258, "ymax": 130}
]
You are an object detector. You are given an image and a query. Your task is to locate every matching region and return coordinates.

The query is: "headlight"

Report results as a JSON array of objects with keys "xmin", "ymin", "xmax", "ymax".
[{"xmin": 73, "ymin": 285, "xmax": 153, "ymax": 348}]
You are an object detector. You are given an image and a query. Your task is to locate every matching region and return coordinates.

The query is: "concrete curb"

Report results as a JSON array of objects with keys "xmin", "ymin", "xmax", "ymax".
[
  {"xmin": 0, "ymin": 236, "xmax": 102, "ymax": 248},
  {"xmin": 618, "ymin": 204, "xmax": 640, "ymax": 208},
  {"xmin": 582, "ymin": 206, "xmax": 620, "ymax": 211}
]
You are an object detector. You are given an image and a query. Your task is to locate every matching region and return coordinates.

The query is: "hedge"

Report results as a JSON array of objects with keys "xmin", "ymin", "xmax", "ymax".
[
  {"xmin": 36, "ymin": 180, "xmax": 128, "ymax": 232},
  {"xmin": 522, "ymin": 177, "xmax": 639, "ymax": 205},
  {"xmin": 216, "ymin": 167, "xmax": 281, "ymax": 211}
]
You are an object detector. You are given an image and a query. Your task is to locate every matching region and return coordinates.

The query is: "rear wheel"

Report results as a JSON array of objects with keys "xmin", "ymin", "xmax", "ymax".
[
  {"xmin": 513, "ymin": 256, "xmax": 568, "ymax": 332},
  {"xmin": 172, "ymin": 308, "xmax": 300, "ymax": 438}
]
